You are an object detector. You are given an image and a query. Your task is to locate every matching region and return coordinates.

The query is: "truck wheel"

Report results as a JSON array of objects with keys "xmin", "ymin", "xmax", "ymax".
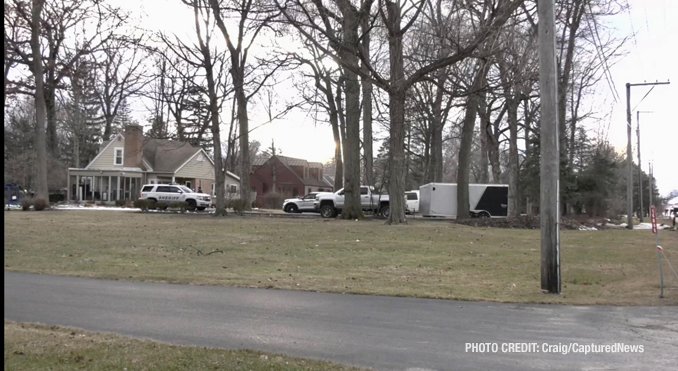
[
  {"xmin": 187, "ymin": 199, "xmax": 197, "ymax": 211},
  {"xmin": 285, "ymin": 204, "xmax": 299, "ymax": 213},
  {"xmin": 197, "ymin": 207, "xmax": 206, "ymax": 211},
  {"xmin": 320, "ymin": 205, "xmax": 336, "ymax": 218},
  {"xmin": 380, "ymin": 205, "xmax": 390, "ymax": 218}
]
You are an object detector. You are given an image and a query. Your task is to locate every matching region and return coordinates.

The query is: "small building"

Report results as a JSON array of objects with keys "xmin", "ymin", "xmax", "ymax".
[
  {"xmin": 67, "ymin": 124, "xmax": 240, "ymax": 203},
  {"xmin": 250, "ymin": 155, "xmax": 334, "ymax": 205}
]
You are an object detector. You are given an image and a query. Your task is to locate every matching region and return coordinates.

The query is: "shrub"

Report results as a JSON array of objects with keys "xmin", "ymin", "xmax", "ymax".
[
  {"xmin": 48, "ymin": 193, "xmax": 65, "ymax": 203},
  {"xmin": 169, "ymin": 201, "xmax": 188, "ymax": 213},
  {"xmin": 21, "ymin": 198, "xmax": 33, "ymax": 211},
  {"xmin": 261, "ymin": 191, "xmax": 288, "ymax": 209},
  {"xmin": 229, "ymin": 198, "xmax": 247, "ymax": 215},
  {"xmin": 133, "ymin": 199, "xmax": 154, "ymax": 211},
  {"xmin": 114, "ymin": 200, "xmax": 126, "ymax": 207},
  {"xmin": 33, "ymin": 198, "xmax": 48, "ymax": 211},
  {"xmin": 155, "ymin": 201, "xmax": 168, "ymax": 210}
]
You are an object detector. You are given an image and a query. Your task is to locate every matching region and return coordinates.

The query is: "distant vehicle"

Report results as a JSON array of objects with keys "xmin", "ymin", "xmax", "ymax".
[
  {"xmin": 419, "ymin": 183, "xmax": 509, "ymax": 218},
  {"xmin": 139, "ymin": 184, "xmax": 212, "ymax": 211},
  {"xmin": 282, "ymin": 192, "xmax": 332, "ymax": 213},
  {"xmin": 405, "ymin": 190, "xmax": 420, "ymax": 214},
  {"xmin": 314, "ymin": 186, "xmax": 390, "ymax": 218}
]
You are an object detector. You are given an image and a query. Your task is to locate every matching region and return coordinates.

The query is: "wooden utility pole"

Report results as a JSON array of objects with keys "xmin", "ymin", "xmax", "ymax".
[
  {"xmin": 538, "ymin": 0, "xmax": 560, "ymax": 294},
  {"xmin": 625, "ymin": 81, "xmax": 669, "ymax": 229}
]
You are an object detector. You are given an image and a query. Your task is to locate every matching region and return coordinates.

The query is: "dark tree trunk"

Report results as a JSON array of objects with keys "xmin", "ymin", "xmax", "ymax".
[
  {"xmin": 477, "ymin": 84, "xmax": 489, "ymax": 184},
  {"xmin": 337, "ymin": 0, "xmax": 363, "ymax": 219},
  {"xmin": 360, "ymin": 14, "xmax": 373, "ymax": 186},
  {"xmin": 31, "ymin": 0, "xmax": 49, "ymax": 201},
  {"xmin": 457, "ymin": 61, "xmax": 486, "ymax": 219},
  {"xmin": 506, "ymin": 96, "xmax": 520, "ymax": 217},
  {"xmin": 44, "ymin": 82, "xmax": 59, "ymax": 156},
  {"xmin": 385, "ymin": 0, "xmax": 407, "ymax": 224}
]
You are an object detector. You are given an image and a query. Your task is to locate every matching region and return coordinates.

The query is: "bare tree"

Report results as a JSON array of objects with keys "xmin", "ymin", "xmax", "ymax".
[{"xmin": 30, "ymin": 0, "xmax": 49, "ymax": 201}]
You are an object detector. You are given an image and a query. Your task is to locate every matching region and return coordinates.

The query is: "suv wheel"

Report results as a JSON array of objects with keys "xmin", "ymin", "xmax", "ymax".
[
  {"xmin": 187, "ymin": 199, "xmax": 197, "ymax": 211},
  {"xmin": 320, "ymin": 205, "xmax": 336, "ymax": 218},
  {"xmin": 285, "ymin": 204, "xmax": 299, "ymax": 213}
]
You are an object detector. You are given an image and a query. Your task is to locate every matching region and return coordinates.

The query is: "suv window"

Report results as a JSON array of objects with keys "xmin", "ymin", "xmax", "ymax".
[
  {"xmin": 142, "ymin": 185, "xmax": 154, "ymax": 192},
  {"xmin": 406, "ymin": 192, "xmax": 418, "ymax": 200},
  {"xmin": 156, "ymin": 186, "xmax": 180, "ymax": 193}
]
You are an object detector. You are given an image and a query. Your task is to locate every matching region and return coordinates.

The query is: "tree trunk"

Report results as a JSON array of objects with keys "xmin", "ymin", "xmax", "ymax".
[
  {"xmin": 524, "ymin": 99, "xmax": 534, "ymax": 215},
  {"xmin": 385, "ymin": 0, "xmax": 406, "ymax": 224},
  {"xmin": 360, "ymin": 15, "xmax": 373, "ymax": 187},
  {"xmin": 206, "ymin": 66, "xmax": 226, "ymax": 216},
  {"xmin": 44, "ymin": 82, "xmax": 59, "ymax": 156},
  {"xmin": 457, "ymin": 61, "xmax": 486, "ymax": 219},
  {"xmin": 324, "ymin": 77, "xmax": 344, "ymax": 190},
  {"xmin": 337, "ymin": 0, "xmax": 362, "ymax": 219},
  {"xmin": 233, "ymin": 70, "xmax": 251, "ymax": 209},
  {"xmin": 31, "ymin": 0, "xmax": 49, "ymax": 202},
  {"xmin": 506, "ymin": 96, "xmax": 520, "ymax": 217},
  {"xmin": 477, "ymin": 85, "xmax": 489, "ymax": 183}
]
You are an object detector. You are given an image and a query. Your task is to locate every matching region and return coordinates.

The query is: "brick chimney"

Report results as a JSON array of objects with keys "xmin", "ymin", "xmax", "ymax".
[{"xmin": 124, "ymin": 124, "xmax": 144, "ymax": 168}]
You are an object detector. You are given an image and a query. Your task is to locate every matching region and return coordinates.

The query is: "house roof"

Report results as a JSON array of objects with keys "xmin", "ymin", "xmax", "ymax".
[
  {"xmin": 308, "ymin": 162, "xmax": 324, "ymax": 169},
  {"xmin": 254, "ymin": 155, "xmax": 332, "ymax": 189},
  {"xmin": 142, "ymin": 138, "xmax": 202, "ymax": 172}
]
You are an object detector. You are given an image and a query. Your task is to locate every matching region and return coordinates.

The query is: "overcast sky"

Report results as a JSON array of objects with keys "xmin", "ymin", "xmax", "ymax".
[{"xmin": 126, "ymin": 0, "xmax": 677, "ymax": 195}]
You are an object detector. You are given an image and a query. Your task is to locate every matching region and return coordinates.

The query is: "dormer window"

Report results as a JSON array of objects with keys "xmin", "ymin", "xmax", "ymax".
[{"xmin": 114, "ymin": 148, "xmax": 124, "ymax": 165}]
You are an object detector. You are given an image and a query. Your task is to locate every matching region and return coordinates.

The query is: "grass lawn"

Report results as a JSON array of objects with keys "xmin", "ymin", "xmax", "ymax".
[
  {"xmin": 3, "ymin": 321, "xmax": 365, "ymax": 371},
  {"xmin": 4, "ymin": 210, "xmax": 678, "ymax": 305}
]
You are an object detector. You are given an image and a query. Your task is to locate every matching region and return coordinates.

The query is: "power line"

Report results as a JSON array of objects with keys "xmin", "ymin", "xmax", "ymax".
[
  {"xmin": 632, "ymin": 85, "xmax": 655, "ymax": 112},
  {"xmin": 585, "ymin": 3, "xmax": 621, "ymax": 103}
]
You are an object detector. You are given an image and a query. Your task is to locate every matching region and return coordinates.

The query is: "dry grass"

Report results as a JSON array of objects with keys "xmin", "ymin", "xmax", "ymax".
[
  {"xmin": 4, "ymin": 210, "xmax": 678, "ymax": 305},
  {"xmin": 3, "ymin": 320, "xmax": 366, "ymax": 371}
]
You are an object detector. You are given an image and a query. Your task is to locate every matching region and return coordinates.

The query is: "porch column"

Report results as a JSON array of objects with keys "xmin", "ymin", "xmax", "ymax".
[
  {"xmin": 75, "ymin": 175, "xmax": 80, "ymax": 202},
  {"xmin": 108, "ymin": 176, "xmax": 112, "ymax": 202},
  {"xmin": 66, "ymin": 171, "xmax": 71, "ymax": 202},
  {"xmin": 171, "ymin": 175, "xmax": 176, "ymax": 184},
  {"xmin": 117, "ymin": 176, "xmax": 121, "ymax": 200}
]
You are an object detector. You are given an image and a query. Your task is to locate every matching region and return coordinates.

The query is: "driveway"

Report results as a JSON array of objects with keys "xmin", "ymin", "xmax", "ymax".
[{"xmin": 4, "ymin": 272, "xmax": 677, "ymax": 370}]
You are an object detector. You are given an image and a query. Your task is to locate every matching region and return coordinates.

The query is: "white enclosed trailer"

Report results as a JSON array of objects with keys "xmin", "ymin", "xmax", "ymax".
[{"xmin": 419, "ymin": 183, "xmax": 509, "ymax": 218}]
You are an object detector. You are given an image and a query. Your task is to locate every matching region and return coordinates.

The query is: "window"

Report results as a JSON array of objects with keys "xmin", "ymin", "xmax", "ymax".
[
  {"xmin": 229, "ymin": 185, "xmax": 237, "ymax": 193},
  {"xmin": 114, "ymin": 148, "xmax": 124, "ymax": 165},
  {"xmin": 156, "ymin": 186, "xmax": 180, "ymax": 193},
  {"xmin": 360, "ymin": 187, "xmax": 369, "ymax": 195},
  {"xmin": 406, "ymin": 192, "xmax": 418, "ymax": 200},
  {"xmin": 185, "ymin": 181, "xmax": 192, "ymax": 189},
  {"xmin": 180, "ymin": 186, "xmax": 193, "ymax": 193},
  {"xmin": 141, "ymin": 186, "xmax": 154, "ymax": 192}
]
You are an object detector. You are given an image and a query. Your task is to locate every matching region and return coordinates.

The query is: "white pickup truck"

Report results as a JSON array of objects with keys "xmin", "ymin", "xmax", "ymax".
[{"xmin": 314, "ymin": 186, "xmax": 390, "ymax": 218}]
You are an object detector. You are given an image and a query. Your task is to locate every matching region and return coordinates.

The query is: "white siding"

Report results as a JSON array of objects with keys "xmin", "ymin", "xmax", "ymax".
[
  {"xmin": 87, "ymin": 136, "xmax": 125, "ymax": 169},
  {"xmin": 175, "ymin": 151, "xmax": 215, "ymax": 180}
]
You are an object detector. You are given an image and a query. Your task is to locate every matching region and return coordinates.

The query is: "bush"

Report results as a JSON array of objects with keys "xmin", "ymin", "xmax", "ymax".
[
  {"xmin": 21, "ymin": 198, "xmax": 33, "ymax": 211},
  {"xmin": 48, "ymin": 193, "xmax": 65, "ymax": 203},
  {"xmin": 261, "ymin": 191, "xmax": 288, "ymax": 209},
  {"xmin": 133, "ymin": 199, "xmax": 154, "ymax": 211},
  {"xmin": 229, "ymin": 199, "xmax": 247, "ymax": 215},
  {"xmin": 169, "ymin": 201, "xmax": 188, "ymax": 213},
  {"xmin": 155, "ymin": 201, "xmax": 168, "ymax": 210},
  {"xmin": 33, "ymin": 198, "xmax": 48, "ymax": 211},
  {"xmin": 115, "ymin": 200, "xmax": 126, "ymax": 207}
]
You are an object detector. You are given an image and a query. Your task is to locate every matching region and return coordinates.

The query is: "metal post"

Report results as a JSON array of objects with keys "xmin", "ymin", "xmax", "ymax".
[
  {"xmin": 538, "ymin": 0, "xmax": 560, "ymax": 294},
  {"xmin": 626, "ymin": 83, "xmax": 633, "ymax": 229},
  {"xmin": 636, "ymin": 111, "xmax": 643, "ymax": 222},
  {"xmin": 648, "ymin": 161, "xmax": 653, "ymax": 207}
]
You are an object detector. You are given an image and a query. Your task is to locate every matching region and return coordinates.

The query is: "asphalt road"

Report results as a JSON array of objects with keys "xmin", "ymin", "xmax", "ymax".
[{"xmin": 4, "ymin": 272, "xmax": 677, "ymax": 370}]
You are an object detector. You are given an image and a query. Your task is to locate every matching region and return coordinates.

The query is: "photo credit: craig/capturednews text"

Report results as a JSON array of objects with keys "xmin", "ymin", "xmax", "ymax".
[{"xmin": 465, "ymin": 342, "xmax": 644, "ymax": 355}]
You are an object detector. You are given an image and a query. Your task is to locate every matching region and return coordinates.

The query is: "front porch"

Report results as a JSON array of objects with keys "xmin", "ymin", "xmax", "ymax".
[{"xmin": 67, "ymin": 168, "xmax": 144, "ymax": 203}]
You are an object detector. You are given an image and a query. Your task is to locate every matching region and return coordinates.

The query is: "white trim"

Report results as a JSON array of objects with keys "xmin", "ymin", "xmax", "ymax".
[
  {"xmin": 113, "ymin": 147, "xmax": 124, "ymax": 165},
  {"xmin": 142, "ymin": 158, "xmax": 154, "ymax": 171},
  {"xmin": 85, "ymin": 133, "xmax": 124, "ymax": 169},
  {"xmin": 226, "ymin": 170, "xmax": 240, "ymax": 181}
]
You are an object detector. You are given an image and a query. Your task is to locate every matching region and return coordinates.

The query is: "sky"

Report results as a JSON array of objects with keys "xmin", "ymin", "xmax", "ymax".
[{"xmin": 123, "ymin": 0, "xmax": 677, "ymax": 195}]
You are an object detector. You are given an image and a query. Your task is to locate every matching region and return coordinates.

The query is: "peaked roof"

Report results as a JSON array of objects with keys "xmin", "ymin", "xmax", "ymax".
[
  {"xmin": 142, "ymin": 138, "xmax": 201, "ymax": 172},
  {"xmin": 254, "ymin": 155, "xmax": 332, "ymax": 189}
]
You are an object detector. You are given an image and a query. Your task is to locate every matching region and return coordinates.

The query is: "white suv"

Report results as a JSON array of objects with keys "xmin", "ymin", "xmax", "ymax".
[{"xmin": 139, "ymin": 184, "xmax": 212, "ymax": 211}]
